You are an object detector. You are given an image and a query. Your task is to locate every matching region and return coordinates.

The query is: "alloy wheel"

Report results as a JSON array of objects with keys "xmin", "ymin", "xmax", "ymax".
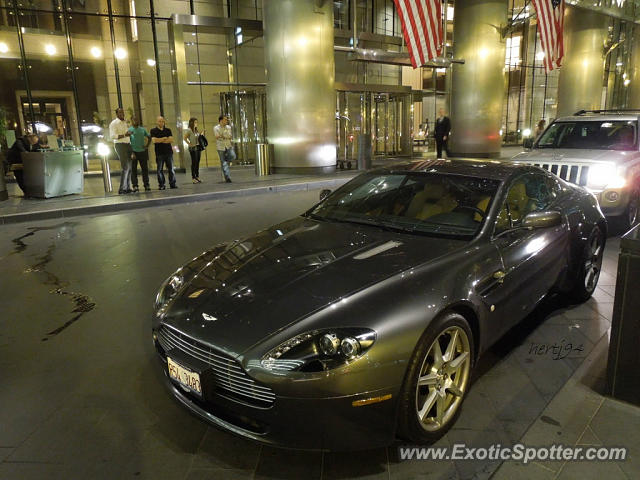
[
  {"xmin": 584, "ymin": 230, "xmax": 604, "ymax": 293},
  {"xmin": 415, "ymin": 326, "xmax": 471, "ymax": 432}
]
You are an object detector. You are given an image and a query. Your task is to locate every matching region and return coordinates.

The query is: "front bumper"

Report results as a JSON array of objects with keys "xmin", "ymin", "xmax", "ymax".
[{"xmin": 154, "ymin": 349, "xmax": 399, "ymax": 451}]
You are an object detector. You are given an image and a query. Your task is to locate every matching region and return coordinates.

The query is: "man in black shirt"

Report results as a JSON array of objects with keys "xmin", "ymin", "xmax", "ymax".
[
  {"xmin": 150, "ymin": 116, "xmax": 177, "ymax": 190},
  {"xmin": 434, "ymin": 108, "xmax": 451, "ymax": 158},
  {"xmin": 5, "ymin": 134, "xmax": 39, "ymax": 195}
]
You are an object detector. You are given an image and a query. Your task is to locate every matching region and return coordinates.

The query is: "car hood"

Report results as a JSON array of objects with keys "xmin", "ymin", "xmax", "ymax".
[
  {"xmin": 161, "ymin": 216, "xmax": 467, "ymax": 357},
  {"xmin": 513, "ymin": 148, "xmax": 639, "ymax": 165}
]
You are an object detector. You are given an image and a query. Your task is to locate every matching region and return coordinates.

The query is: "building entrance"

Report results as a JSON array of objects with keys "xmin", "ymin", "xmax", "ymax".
[{"xmin": 219, "ymin": 90, "xmax": 267, "ymax": 165}]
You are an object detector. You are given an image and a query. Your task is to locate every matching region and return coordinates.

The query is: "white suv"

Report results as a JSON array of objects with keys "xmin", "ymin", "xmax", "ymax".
[{"xmin": 513, "ymin": 110, "xmax": 640, "ymax": 231}]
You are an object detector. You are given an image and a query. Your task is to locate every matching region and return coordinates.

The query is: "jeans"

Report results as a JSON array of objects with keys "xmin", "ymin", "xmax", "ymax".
[
  {"xmin": 131, "ymin": 150, "xmax": 150, "ymax": 188},
  {"xmin": 189, "ymin": 148, "xmax": 202, "ymax": 179},
  {"xmin": 217, "ymin": 147, "xmax": 235, "ymax": 180},
  {"xmin": 115, "ymin": 142, "xmax": 132, "ymax": 192},
  {"xmin": 156, "ymin": 153, "xmax": 176, "ymax": 187}
]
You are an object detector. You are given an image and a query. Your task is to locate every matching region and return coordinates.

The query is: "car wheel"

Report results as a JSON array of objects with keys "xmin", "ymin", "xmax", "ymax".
[
  {"xmin": 570, "ymin": 226, "xmax": 605, "ymax": 302},
  {"xmin": 397, "ymin": 312, "xmax": 473, "ymax": 443}
]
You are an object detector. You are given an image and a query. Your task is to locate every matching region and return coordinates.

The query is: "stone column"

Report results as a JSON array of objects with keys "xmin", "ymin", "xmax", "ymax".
[
  {"xmin": 556, "ymin": 6, "xmax": 609, "ymax": 117},
  {"xmin": 449, "ymin": 0, "xmax": 508, "ymax": 158},
  {"xmin": 264, "ymin": 0, "xmax": 336, "ymax": 173}
]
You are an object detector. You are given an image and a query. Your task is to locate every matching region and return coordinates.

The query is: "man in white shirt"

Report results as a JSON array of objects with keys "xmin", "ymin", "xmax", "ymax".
[
  {"xmin": 109, "ymin": 108, "xmax": 133, "ymax": 194},
  {"xmin": 213, "ymin": 114, "xmax": 234, "ymax": 183}
]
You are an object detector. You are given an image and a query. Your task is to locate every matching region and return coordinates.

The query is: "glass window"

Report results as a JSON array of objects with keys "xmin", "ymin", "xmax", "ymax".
[
  {"xmin": 495, "ymin": 173, "xmax": 555, "ymax": 234},
  {"xmin": 310, "ymin": 172, "xmax": 500, "ymax": 238},
  {"xmin": 537, "ymin": 120, "xmax": 638, "ymax": 150}
]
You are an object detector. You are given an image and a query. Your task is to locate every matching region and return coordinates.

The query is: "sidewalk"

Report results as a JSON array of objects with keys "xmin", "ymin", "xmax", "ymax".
[
  {"xmin": 0, "ymin": 166, "xmax": 357, "ymax": 225},
  {"xmin": 0, "ymin": 146, "xmax": 524, "ymax": 225}
]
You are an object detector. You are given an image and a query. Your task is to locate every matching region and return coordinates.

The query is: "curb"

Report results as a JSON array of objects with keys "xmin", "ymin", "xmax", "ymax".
[{"xmin": 0, "ymin": 177, "xmax": 354, "ymax": 225}]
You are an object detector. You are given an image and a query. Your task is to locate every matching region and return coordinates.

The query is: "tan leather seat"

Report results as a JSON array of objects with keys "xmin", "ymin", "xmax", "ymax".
[{"xmin": 406, "ymin": 183, "xmax": 457, "ymax": 220}]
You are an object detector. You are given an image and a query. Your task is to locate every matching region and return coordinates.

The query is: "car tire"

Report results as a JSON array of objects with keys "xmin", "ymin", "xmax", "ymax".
[
  {"xmin": 397, "ymin": 312, "xmax": 474, "ymax": 444},
  {"xmin": 569, "ymin": 226, "xmax": 605, "ymax": 303}
]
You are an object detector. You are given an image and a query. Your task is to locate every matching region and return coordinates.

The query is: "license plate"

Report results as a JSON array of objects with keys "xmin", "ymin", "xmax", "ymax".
[{"xmin": 167, "ymin": 357, "xmax": 202, "ymax": 395}]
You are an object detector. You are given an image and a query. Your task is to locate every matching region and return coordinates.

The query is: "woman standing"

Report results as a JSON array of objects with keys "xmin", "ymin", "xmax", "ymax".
[{"xmin": 184, "ymin": 117, "xmax": 203, "ymax": 183}]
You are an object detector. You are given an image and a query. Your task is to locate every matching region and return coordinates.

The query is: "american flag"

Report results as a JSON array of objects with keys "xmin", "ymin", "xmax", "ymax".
[
  {"xmin": 393, "ymin": 0, "xmax": 444, "ymax": 68},
  {"xmin": 531, "ymin": 0, "xmax": 565, "ymax": 72}
]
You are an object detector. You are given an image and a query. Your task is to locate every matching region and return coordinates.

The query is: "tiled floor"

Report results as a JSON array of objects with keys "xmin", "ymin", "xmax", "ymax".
[{"xmin": 0, "ymin": 189, "xmax": 637, "ymax": 480}]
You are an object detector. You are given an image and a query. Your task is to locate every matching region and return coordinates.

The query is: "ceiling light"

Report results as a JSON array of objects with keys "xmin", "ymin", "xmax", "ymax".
[
  {"xmin": 90, "ymin": 46, "xmax": 102, "ymax": 58},
  {"xmin": 146, "ymin": 58, "xmax": 156, "ymax": 67},
  {"xmin": 45, "ymin": 44, "xmax": 56, "ymax": 56},
  {"xmin": 114, "ymin": 47, "xmax": 127, "ymax": 59},
  {"xmin": 0, "ymin": 42, "xmax": 8, "ymax": 54},
  {"xmin": 536, "ymin": 51, "xmax": 545, "ymax": 61}
]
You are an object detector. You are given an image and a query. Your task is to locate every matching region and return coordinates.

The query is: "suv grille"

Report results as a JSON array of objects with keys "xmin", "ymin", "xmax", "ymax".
[
  {"xmin": 157, "ymin": 325, "xmax": 275, "ymax": 407},
  {"xmin": 529, "ymin": 162, "xmax": 590, "ymax": 186}
]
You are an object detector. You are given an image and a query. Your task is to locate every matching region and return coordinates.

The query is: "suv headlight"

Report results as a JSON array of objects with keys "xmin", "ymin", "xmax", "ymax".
[
  {"xmin": 154, "ymin": 269, "xmax": 184, "ymax": 315},
  {"xmin": 261, "ymin": 328, "xmax": 377, "ymax": 372},
  {"xmin": 587, "ymin": 164, "xmax": 626, "ymax": 190}
]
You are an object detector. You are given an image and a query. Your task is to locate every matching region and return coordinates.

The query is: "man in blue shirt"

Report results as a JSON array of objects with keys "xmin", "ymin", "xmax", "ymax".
[{"xmin": 127, "ymin": 116, "xmax": 152, "ymax": 192}]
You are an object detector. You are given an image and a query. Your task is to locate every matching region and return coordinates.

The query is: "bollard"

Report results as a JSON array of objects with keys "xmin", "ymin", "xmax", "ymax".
[
  {"xmin": 255, "ymin": 143, "xmax": 271, "ymax": 176},
  {"xmin": 101, "ymin": 155, "xmax": 112, "ymax": 193}
]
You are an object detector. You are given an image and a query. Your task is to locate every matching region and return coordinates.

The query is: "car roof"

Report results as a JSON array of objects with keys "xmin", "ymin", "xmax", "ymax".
[
  {"xmin": 378, "ymin": 158, "xmax": 533, "ymax": 181},
  {"xmin": 555, "ymin": 115, "xmax": 639, "ymax": 122}
]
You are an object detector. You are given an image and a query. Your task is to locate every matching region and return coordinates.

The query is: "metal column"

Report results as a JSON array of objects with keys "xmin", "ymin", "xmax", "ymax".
[
  {"xmin": 556, "ymin": 6, "xmax": 609, "ymax": 117},
  {"xmin": 263, "ymin": 0, "xmax": 337, "ymax": 174},
  {"xmin": 168, "ymin": 22, "xmax": 189, "ymax": 168},
  {"xmin": 449, "ymin": 0, "xmax": 508, "ymax": 158}
]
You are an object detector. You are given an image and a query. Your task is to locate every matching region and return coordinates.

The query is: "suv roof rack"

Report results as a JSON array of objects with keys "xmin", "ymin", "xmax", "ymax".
[{"xmin": 573, "ymin": 109, "xmax": 640, "ymax": 116}]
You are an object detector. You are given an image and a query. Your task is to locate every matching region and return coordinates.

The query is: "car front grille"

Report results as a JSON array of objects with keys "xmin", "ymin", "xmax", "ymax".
[
  {"xmin": 157, "ymin": 324, "xmax": 276, "ymax": 408},
  {"xmin": 528, "ymin": 162, "xmax": 590, "ymax": 186}
]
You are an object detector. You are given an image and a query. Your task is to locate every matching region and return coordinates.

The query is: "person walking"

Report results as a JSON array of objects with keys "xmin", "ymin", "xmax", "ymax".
[
  {"xmin": 434, "ymin": 108, "xmax": 451, "ymax": 158},
  {"xmin": 150, "ymin": 116, "xmax": 177, "ymax": 190},
  {"xmin": 109, "ymin": 107, "xmax": 133, "ymax": 194},
  {"xmin": 213, "ymin": 114, "xmax": 234, "ymax": 183},
  {"xmin": 184, "ymin": 117, "xmax": 204, "ymax": 183},
  {"xmin": 5, "ymin": 134, "xmax": 39, "ymax": 195},
  {"xmin": 128, "ymin": 115, "xmax": 152, "ymax": 192}
]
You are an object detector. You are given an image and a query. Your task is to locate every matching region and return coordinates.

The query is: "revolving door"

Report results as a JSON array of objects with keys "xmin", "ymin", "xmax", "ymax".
[
  {"xmin": 220, "ymin": 90, "xmax": 267, "ymax": 165},
  {"xmin": 335, "ymin": 86, "xmax": 412, "ymax": 168}
]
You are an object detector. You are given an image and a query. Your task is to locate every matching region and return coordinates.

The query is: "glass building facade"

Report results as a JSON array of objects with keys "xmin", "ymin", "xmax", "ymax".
[{"xmin": 1, "ymin": 0, "xmax": 639, "ymax": 170}]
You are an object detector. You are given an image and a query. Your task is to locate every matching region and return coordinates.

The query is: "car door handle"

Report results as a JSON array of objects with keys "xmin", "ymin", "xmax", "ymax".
[{"xmin": 493, "ymin": 270, "xmax": 506, "ymax": 283}]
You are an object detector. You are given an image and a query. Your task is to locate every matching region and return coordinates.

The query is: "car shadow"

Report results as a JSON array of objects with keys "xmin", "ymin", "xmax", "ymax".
[{"xmin": 471, "ymin": 293, "xmax": 573, "ymax": 384}]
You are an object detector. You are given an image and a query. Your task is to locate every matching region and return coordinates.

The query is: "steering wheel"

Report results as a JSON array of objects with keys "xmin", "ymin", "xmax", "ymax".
[{"xmin": 453, "ymin": 205, "xmax": 486, "ymax": 219}]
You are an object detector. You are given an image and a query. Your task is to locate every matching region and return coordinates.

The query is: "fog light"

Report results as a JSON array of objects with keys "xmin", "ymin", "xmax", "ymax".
[
  {"xmin": 152, "ymin": 332, "xmax": 157, "ymax": 346},
  {"xmin": 340, "ymin": 337, "xmax": 361, "ymax": 359},
  {"xmin": 319, "ymin": 333, "xmax": 340, "ymax": 356},
  {"xmin": 605, "ymin": 191, "xmax": 619, "ymax": 202}
]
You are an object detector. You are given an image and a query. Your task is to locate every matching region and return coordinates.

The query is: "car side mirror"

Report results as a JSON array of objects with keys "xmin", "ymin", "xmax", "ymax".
[
  {"xmin": 522, "ymin": 210, "xmax": 562, "ymax": 229},
  {"xmin": 523, "ymin": 138, "xmax": 534, "ymax": 150},
  {"xmin": 320, "ymin": 189, "xmax": 331, "ymax": 201}
]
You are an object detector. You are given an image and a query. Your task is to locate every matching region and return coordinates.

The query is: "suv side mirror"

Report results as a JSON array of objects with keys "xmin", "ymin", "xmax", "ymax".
[
  {"xmin": 522, "ymin": 210, "xmax": 562, "ymax": 229},
  {"xmin": 523, "ymin": 138, "xmax": 534, "ymax": 150},
  {"xmin": 319, "ymin": 189, "xmax": 331, "ymax": 201}
]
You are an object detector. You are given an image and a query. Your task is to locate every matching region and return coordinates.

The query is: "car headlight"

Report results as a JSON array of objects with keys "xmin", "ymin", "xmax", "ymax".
[
  {"xmin": 587, "ymin": 164, "xmax": 626, "ymax": 190},
  {"xmin": 261, "ymin": 328, "xmax": 376, "ymax": 372},
  {"xmin": 154, "ymin": 269, "xmax": 184, "ymax": 315}
]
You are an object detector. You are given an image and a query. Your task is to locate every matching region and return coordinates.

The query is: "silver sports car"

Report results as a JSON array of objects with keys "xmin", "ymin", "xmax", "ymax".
[{"xmin": 152, "ymin": 159, "xmax": 606, "ymax": 450}]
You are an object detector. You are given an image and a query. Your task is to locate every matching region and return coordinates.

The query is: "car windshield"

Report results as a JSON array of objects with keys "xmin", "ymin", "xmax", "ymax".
[
  {"xmin": 536, "ymin": 120, "xmax": 637, "ymax": 150},
  {"xmin": 308, "ymin": 172, "xmax": 500, "ymax": 239}
]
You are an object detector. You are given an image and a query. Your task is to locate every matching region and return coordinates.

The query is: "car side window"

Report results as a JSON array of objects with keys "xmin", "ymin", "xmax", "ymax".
[{"xmin": 494, "ymin": 173, "xmax": 552, "ymax": 234}]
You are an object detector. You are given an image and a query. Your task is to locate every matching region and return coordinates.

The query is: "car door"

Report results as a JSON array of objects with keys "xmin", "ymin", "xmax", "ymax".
[{"xmin": 487, "ymin": 173, "xmax": 570, "ymax": 333}]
